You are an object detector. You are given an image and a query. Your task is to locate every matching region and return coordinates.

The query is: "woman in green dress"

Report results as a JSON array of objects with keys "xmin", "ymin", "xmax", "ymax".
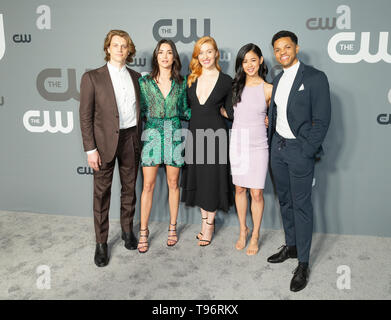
[{"xmin": 137, "ymin": 39, "xmax": 190, "ymax": 253}]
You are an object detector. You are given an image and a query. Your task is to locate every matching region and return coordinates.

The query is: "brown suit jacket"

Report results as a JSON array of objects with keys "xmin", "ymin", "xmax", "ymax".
[{"xmin": 79, "ymin": 64, "xmax": 142, "ymax": 163}]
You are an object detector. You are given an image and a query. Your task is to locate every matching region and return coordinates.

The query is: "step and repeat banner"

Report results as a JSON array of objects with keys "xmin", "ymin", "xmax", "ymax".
[{"xmin": 0, "ymin": 0, "xmax": 390, "ymax": 236}]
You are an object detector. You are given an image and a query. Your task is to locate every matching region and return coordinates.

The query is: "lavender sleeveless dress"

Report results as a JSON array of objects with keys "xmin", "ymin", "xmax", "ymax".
[{"xmin": 229, "ymin": 83, "xmax": 269, "ymax": 189}]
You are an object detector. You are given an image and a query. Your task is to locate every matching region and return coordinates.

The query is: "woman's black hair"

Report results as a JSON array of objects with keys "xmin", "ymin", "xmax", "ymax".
[
  {"xmin": 232, "ymin": 43, "xmax": 268, "ymax": 106},
  {"xmin": 149, "ymin": 39, "xmax": 183, "ymax": 83}
]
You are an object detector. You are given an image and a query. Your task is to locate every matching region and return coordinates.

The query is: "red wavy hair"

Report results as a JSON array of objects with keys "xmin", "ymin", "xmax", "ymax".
[{"xmin": 187, "ymin": 36, "xmax": 221, "ymax": 87}]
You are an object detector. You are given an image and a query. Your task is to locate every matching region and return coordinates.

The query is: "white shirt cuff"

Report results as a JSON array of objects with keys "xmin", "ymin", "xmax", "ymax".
[{"xmin": 86, "ymin": 148, "xmax": 97, "ymax": 154}]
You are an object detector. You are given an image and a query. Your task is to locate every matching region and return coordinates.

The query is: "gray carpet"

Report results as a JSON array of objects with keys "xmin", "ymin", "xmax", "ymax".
[{"xmin": 1, "ymin": 210, "xmax": 390, "ymax": 300}]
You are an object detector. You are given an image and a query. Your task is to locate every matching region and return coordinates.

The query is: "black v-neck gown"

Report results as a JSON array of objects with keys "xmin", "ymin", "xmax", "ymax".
[{"xmin": 180, "ymin": 72, "xmax": 234, "ymax": 212}]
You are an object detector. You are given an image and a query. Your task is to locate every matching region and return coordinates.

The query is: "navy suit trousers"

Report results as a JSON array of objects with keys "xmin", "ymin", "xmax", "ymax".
[{"xmin": 270, "ymin": 132, "xmax": 315, "ymax": 263}]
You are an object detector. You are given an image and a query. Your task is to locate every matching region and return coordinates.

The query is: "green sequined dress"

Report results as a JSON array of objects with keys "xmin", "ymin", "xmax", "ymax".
[{"xmin": 139, "ymin": 75, "xmax": 191, "ymax": 167}]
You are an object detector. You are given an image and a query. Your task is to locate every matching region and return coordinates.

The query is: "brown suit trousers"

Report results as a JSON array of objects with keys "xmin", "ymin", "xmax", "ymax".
[{"xmin": 93, "ymin": 126, "xmax": 139, "ymax": 243}]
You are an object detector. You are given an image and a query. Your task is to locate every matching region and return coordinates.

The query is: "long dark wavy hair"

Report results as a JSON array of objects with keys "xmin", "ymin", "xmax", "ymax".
[
  {"xmin": 232, "ymin": 43, "xmax": 268, "ymax": 106},
  {"xmin": 148, "ymin": 39, "xmax": 183, "ymax": 84}
]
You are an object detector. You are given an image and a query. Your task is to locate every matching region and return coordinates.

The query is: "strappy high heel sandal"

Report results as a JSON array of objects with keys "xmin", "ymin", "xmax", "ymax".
[
  {"xmin": 196, "ymin": 217, "xmax": 207, "ymax": 240},
  {"xmin": 167, "ymin": 223, "xmax": 178, "ymax": 247},
  {"xmin": 137, "ymin": 228, "xmax": 149, "ymax": 253},
  {"xmin": 198, "ymin": 221, "xmax": 215, "ymax": 247}
]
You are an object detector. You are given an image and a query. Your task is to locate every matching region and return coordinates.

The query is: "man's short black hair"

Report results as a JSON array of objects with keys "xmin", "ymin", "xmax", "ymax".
[{"xmin": 271, "ymin": 30, "xmax": 298, "ymax": 47}]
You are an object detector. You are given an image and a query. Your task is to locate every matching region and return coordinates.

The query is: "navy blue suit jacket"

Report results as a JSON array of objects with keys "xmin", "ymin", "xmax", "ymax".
[{"xmin": 267, "ymin": 61, "xmax": 331, "ymax": 158}]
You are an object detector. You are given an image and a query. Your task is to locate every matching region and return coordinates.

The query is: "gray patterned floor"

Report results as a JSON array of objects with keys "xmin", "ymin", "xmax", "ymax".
[{"xmin": 1, "ymin": 210, "xmax": 390, "ymax": 300}]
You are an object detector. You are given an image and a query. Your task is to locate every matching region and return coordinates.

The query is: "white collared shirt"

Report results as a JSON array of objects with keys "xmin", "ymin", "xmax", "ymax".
[
  {"xmin": 107, "ymin": 62, "xmax": 137, "ymax": 129},
  {"xmin": 274, "ymin": 61, "xmax": 300, "ymax": 139},
  {"xmin": 86, "ymin": 62, "xmax": 137, "ymax": 154}
]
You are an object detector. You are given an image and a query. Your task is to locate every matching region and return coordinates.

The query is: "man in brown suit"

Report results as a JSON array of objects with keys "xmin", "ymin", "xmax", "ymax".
[{"xmin": 79, "ymin": 30, "xmax": 142, "ymax": 267}]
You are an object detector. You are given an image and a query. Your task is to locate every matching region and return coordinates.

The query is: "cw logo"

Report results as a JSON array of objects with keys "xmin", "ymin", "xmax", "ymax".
[
  {"xmin": 153, "ymin": 19, "xmax": 210, "ymax": 43},
  {"xmin": 0, "ymin": 14, "xmax": 5, "ymax": 60},
  {"xmin": 306, "ymin": 5, "xmax": 351, "ymax": 30},
  {"xmin": 12, "ymin": 34, "xmax": 31, "ymax": 43},
  {"xmin": 77, "ymin": 166, "xmax": 94, "ymax": 175},
  {"xmin": 36, "ymin": 68, "xmax": 82, "ymax": 101},
  {"xmin": 328, "ymin": 32, "xmax": 391, "ymax": 63},
  {"xmin": 23, "ymin": 110, "xmax": 74, "ymax": 134},
  {"xmin": 0, "ymin": 7, "xmax": 50, "ymax": 61},
  {"xmin": 128, "ymin": 57, "xmax": 147, "ymax": 67}
]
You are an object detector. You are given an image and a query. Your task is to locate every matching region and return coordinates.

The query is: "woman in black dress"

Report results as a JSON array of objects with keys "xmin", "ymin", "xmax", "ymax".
[{"xmin": 181, "ymin": 36, "xmax": 234, "ymax": 246}]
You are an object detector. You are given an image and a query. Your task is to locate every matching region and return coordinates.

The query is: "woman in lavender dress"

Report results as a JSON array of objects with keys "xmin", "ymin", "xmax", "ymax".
[{"xmin": 221, "ymin": 43, "xmax": 272, "ymax": 255}]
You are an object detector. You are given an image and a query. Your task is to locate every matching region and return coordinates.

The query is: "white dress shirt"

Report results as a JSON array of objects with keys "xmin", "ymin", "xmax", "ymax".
[
  {"xmin": 274, "ymin": 61, "xmax": 300, "ymax": 139},
  {"xmin": 87, "ymin": 62, "xmax": 137, "ymax": 154},
  {"xmin": 107, "ymin": 62, "xmax": 137, "ymax": 129}
]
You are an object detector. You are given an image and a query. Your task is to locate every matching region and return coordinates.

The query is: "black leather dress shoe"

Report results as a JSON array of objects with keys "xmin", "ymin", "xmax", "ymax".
[
  {"xmin": 290, "ymin": 262, "xmax": 310, "ymax": 292},
  {"xmin": 122, "ymin": 230, "xmax": 138, "ymax": 250},
  {"xmin": 267, "ymin": 245, "xmax": 297, "ymax": 263},
  {"xmin": 94, "ymin": 243, "xmax": 109, "ymax": 267}
]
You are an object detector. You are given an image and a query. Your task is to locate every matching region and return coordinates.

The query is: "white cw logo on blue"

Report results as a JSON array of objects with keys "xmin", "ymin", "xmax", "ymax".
[
  {"xmin": 328, "ymin": 32, "xmax": 391, "ymax": 63},
  {"xmin": 0, "ymin": 14, "xmax": 5, "ymax": 60},
  {"xmin": 23, "ymin": 110, "xmax": 74, "ymax": 134},
  {"xmin": 327, "ymin": 5, "xmax": 391, "ymax": 63}
]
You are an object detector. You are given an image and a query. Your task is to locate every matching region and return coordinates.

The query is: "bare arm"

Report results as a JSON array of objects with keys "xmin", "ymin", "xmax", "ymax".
[
  {"xmin": 264, "ymin": 83, "xmax": 273, "ymax": 127},
  {"xmin": 264, "ymin": 82, "xmax": 273, "ymax": 107}
]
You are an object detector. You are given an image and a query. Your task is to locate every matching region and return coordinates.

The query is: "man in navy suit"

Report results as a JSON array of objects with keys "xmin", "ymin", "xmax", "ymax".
[{"xmin": 267, "ymin": 31, "xmax": 331, "ymax": 292}]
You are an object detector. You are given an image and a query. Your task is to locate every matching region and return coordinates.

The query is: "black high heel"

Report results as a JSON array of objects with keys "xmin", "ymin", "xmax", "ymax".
[
  {"xmin": 137, "ymin": 228, "xmax": 149, "ymax": 253},
  {"xmin": 196, "ymin": 217, "xmax": 207, "ymax": 240},
  {"xmin": 167, "ymin": 223, "xmax": 178, "ymax": 247},
  {"xmin": 199, "ymin": 221, "xmax": 215, "ymax": 247}
]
